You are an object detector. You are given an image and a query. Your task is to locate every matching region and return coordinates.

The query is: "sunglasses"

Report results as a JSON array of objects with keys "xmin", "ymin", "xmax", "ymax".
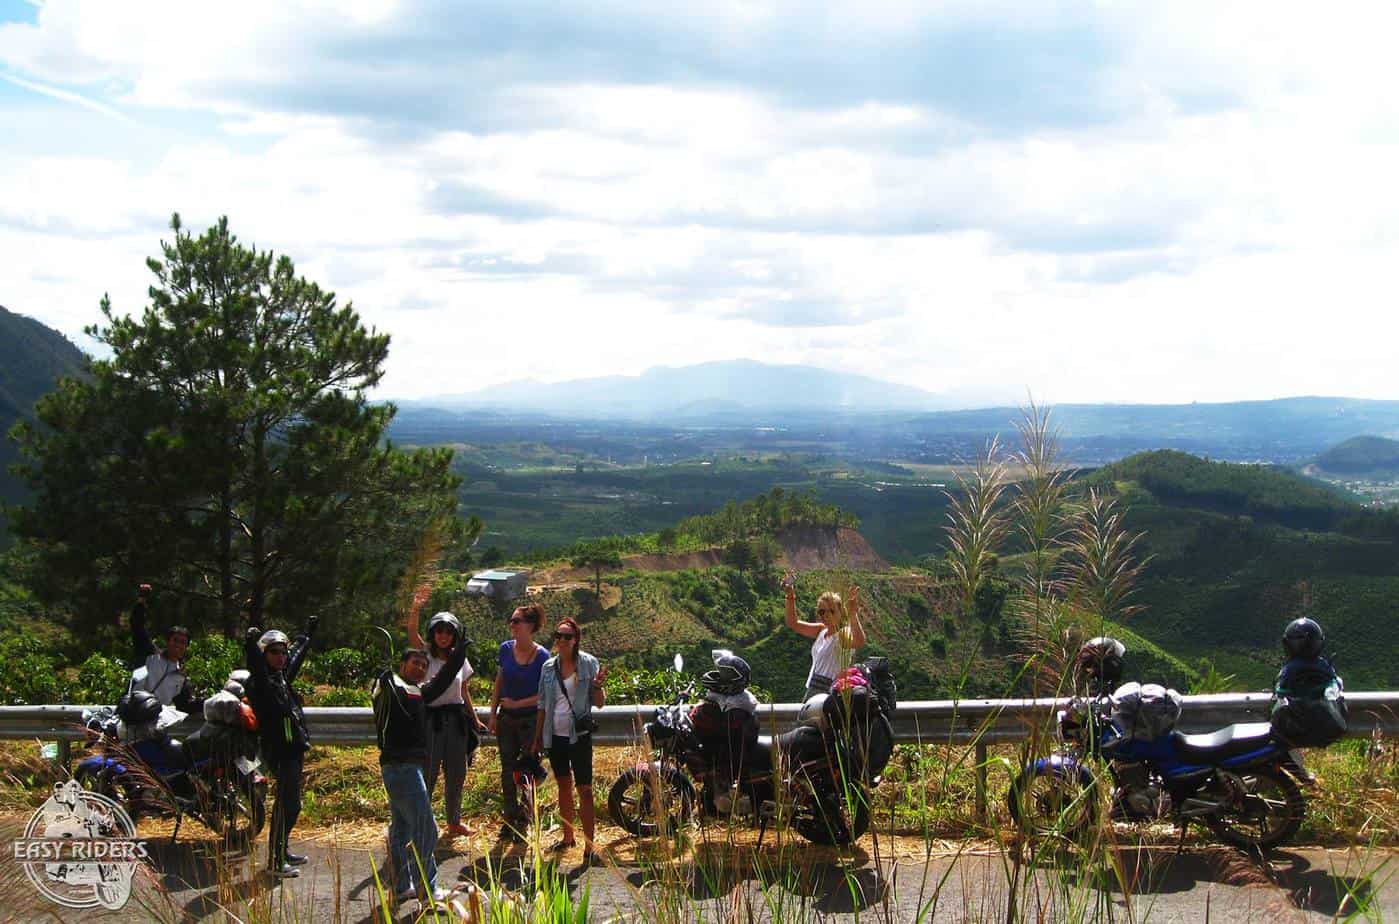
[
  {"xmin": 508, "ymin": 617, "xmax": 529, "ymax": 625},
  {"xmin": 553, "ymin": 632, "xmax": 577, "ymax": 642}
]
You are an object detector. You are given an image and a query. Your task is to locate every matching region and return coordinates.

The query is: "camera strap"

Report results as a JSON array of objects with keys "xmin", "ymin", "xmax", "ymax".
[{"xmin": 557, "ymin": 664, "xmax": 587, "ymax": 734}]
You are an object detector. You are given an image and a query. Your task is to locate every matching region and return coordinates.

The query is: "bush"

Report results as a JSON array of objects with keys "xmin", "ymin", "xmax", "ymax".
[
  {"xmin": 307, "ymin": 685, "xmax": 372, "ymax": 707},
  {"xmin": 73, "ymin": 653, "xmax": 130, "ymax": 705},
  {"xmin": 303, "ymin": 647, "xmax": 376, "ymax": 687},
  {"xmin": 184, "ymin": 635, "xmax": 245, "ymax": 698},
  {"xmin": 0, "ymin": 631, "xmax": 66, "ymax": 704}
]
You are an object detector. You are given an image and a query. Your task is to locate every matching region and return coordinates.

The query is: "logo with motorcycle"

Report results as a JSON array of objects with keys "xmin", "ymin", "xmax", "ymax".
[{"xmin": 11, "ymin": 779, "xmax": 148, "ymax": 910}]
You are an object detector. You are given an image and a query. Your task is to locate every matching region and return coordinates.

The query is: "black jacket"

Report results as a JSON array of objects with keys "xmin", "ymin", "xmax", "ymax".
[
  {"xmin": 372, "ymin": 642, "xmax": 468, "ymax": 766},
  {"xmin": 245, "ymin": 624, "xmax": 316, "ymax": 763}
]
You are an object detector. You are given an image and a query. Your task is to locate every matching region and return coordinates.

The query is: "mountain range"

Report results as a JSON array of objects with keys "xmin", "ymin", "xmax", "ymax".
[{"xmin": 409, "ymin": 359, "xmax": 980, "ymax": 418}]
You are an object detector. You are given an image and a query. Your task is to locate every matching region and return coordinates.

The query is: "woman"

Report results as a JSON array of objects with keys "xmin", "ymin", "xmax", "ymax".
[
  {"xmin": 488, "ymin": 602, "xmax": 550, "ymax": 834},
  {"xmin": 405, "ymin": 608, "xmax": 489, "ymax": 838},
  {"xmin": 784, "ymin": 574, "xmax": 866, "ymax": 701},
  {"xmin": 530, "ymin": 618, "xmax": 607, "ymax": 861}
]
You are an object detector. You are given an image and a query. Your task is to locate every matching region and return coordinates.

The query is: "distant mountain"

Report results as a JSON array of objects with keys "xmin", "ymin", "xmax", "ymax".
[
  {"xmin": 1311, "ymin": 435, "xmax": 1399, "ymax": 477},
  {"xmin": 0, "ymin": 305, "xmax": 88, "ymax": 512},
  {"xmin": 411, "ymin": 360, "xmax": 964, "ymax": 419}
]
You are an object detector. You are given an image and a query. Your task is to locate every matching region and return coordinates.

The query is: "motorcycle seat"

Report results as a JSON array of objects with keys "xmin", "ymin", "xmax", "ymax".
[{"xmin": 1171, "ymin": 722, "xmax": 1276, "ymax": 763}]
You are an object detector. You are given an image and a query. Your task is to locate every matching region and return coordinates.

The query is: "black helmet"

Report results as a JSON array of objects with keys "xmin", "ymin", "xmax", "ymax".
[
  {"xmin": 1283, "ymin": 617, "xmax": 1324, "ymax": 659},
  {"xmin": 426, "ymin": 611, "xmax": 462, "ymax": 641},
  {"xmin": 117, "ymin": 690, "xmax": 162, "ymax": 725},
  {"xmin": 701, "ymin": 649, "xmax": 751, "ymax": 696},
  {"xmin": 1075, "ymin": 636, "xmax": 1126, "ymax": 689}
]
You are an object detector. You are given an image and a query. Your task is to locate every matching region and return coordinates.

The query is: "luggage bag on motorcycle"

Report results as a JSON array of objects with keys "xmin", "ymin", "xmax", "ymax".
[
  {"xmin": 1271, "ymin": 677, "xmax": 1347, "ymax": 748},
  {"xmin": 1110, "ymin": 682, "xmax": 1183, "ymax": 741}
]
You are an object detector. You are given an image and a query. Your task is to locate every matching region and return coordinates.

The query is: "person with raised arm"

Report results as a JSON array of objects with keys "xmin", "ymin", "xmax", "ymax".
[
  {"xmin": 371, "ymin": 631, "xmax": 470, "ymax": 912},
  {"xmin": 783, "ymin": 573, "xmax": 866, "ymax": 701},
  {"xmin": 244, "ymin": 611, "xmax": 317, "ymax": 880},
  {"xmin": 128, "ymin": 583, "xmax": 202, "ymax": 713},
  {"xmin": 404, "ymin": 592, "xmax": 488, "ymax": 839}
]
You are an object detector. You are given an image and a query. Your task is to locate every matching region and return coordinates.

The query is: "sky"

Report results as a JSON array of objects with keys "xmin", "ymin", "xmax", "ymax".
[{"xmin": 2, "ymin": 0, "xmax": 1398, "ymax": 406}]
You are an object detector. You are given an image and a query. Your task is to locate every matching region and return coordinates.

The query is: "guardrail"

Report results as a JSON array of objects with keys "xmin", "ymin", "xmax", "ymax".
[{"xmin": 3, "ymin": 693, "xmax": 1394, "ymax": 820}]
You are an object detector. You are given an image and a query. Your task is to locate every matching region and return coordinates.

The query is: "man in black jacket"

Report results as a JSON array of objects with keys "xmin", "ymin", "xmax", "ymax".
[
  {"xmin": 372, "ymin": 640, "xmax": 467, "ymax": 910},
  {"xmin": 245, "ymin": 617, "xmax": 317, "ymax": 880}
]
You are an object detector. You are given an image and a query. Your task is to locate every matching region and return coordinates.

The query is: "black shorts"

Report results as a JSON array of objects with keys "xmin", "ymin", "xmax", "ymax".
[{"xmin": 547, "ymin": 734, "xmax": 594, "ymax": 787}]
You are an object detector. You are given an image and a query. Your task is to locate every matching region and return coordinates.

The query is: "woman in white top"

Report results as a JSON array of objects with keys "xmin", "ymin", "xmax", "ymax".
[
  {"xmin": 406, "ymin": 608, "xmax": 489, "ymax": 838},
  {"xmin": 783, "ymin": 573, "xmax": 866, "ymax": 701}
]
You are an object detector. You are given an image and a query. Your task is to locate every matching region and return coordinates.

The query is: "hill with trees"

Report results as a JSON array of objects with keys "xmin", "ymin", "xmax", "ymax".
[
  {"xmin": 1312, "ymin": 435, "xmax": 1399, "ymax": 477},
  {"xmin": 0, "ymin": 305, "xmax": 87, "ymax": 512}
]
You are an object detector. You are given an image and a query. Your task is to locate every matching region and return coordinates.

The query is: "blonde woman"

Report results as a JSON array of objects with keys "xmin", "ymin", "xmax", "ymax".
[{"xmin": 783, "ymin": 573, "xmax": 866, "ymax": 701}]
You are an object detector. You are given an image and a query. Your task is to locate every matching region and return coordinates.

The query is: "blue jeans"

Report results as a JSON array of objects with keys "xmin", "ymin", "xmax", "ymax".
[{"xmin": 382, "ymin": 762, "xmax": 438, "ymax": 896}]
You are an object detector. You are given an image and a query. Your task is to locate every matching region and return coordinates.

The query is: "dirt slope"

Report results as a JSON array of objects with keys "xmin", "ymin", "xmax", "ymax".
[{"xmin": 534, "ymin": 526, "xmax": 888, "ymax": 583}]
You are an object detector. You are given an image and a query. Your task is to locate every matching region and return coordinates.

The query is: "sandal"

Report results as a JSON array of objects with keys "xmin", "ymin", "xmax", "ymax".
[{"xmin": 550, "ymin": 838, "xmax": 577, "ymax": 852}]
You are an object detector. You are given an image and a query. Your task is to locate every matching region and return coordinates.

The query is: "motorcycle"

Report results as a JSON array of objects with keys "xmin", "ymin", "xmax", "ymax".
[
  {"xmin": 77, "ymin": 676, "xmax": 267, "ymax": 845},
  {"xmin": 1009, "ymin": 692, "xmax": 1310, "ymax": 850},
  {"xmin": 607, "ymin": 655, "xmax": 896, "ymax": 846}
]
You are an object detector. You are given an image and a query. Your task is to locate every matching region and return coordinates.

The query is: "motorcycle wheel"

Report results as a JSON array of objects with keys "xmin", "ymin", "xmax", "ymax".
[
  {"xmin": 208, "ymin": 775, "xmax": 267, "ymax": 848},
  {"xmin": 794, "ymin": 784, "xmax": 871, "ymax": 846},
  {"xmin": 1204, "ymin": 765, "xmax": 1305, "ymax": 851},
  {"xmin": 1007, "ymin": 765, "xmax": 1099, "ymax": 840},
  {"xmin": 607, "ymin": 765, "xmax": 696, "ymax": 837}
]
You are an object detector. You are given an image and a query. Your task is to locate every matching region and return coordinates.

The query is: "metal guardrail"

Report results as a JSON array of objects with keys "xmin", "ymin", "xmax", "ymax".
[
  {"xmin": 4, "ymin": 693, "xmax": 1392, "ymax": 821},
  {"xmin": 2, "ymin": 692, "xmax": 1394, "ymax": 749}
]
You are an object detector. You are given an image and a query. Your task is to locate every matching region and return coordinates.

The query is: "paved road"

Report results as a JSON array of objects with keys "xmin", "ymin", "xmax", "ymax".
[{"xmin": 3, "ymin": 826, "xmax": 1395, "ymax": 922}]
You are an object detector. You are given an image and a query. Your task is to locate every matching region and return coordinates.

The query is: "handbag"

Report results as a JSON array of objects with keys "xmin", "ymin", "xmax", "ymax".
[{"xmin": 558, "ymin": 667, "xmax": 598, "ymax": 736}]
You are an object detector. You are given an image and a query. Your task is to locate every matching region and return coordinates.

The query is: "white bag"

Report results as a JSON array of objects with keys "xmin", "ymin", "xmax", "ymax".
[{"xmin": 1111, "ymin": 682, "xmax": 1183, "ymax": 740}]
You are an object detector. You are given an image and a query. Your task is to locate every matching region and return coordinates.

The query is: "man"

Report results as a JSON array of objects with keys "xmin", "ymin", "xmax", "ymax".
[
  {"xmin": 244, "ymin": 615, "xmax": 317, "ymax": 880},
  {"xmin": 128, "ymin": 584, "xmax": 202, "ymax": 713},
  {"xmin": 372, "ymin": 640, "xmax": 468, "ymax": 911}
]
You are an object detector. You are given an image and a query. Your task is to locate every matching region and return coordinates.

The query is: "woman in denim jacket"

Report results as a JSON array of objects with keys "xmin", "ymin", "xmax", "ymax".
[{"xmin": 531, "ymin": 617, "xmax": 607, "ymax": 861}]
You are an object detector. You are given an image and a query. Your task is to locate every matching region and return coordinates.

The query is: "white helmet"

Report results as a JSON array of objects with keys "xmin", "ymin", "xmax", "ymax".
[
  {"xmin": 258, "ymin": 629, "xmax": 290, "ymax": 652},
  {"xmin": 425, "ymin": 612, "xmax": 462, "ymax": 639},
  {"xmin": 227, "ymin": 669, "xmax": 251, "ymax": 686}
]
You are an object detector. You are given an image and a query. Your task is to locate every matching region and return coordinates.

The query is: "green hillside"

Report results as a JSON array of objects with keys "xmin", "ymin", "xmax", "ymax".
[
  {"xmin": 1313, "ymin": 435, "xmax": 1399, "ymax": 476},
  {"xmin": 0, "ymin": 305, "xmax": 88, "ymax": 511},
  {"xmin": 1090, "ymin": 451, "xmax": 1399, "ymax": 689}
]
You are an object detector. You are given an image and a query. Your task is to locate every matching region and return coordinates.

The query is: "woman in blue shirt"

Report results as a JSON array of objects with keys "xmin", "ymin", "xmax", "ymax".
[
  {"xmin": 530, "ymin": 617, "xmax": 607, "ymax": 860},
  {"xmin": 488, "ymin": 603, "xmax": 549, "ymax": 834}
]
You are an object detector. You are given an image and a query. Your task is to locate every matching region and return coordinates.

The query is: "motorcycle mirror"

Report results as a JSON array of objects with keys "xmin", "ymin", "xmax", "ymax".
[{"xmin": 673, "ymin": 653, "xmax": 684, "ymax": 674}]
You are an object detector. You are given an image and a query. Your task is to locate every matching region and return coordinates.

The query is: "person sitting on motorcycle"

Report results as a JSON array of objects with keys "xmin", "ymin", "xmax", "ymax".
[
  {"xmin": 128, "ymin": 583, "xmax": 202, "ymax": 713},
  {"xmin": 1074, "ymin": 636, "xmax": 1126, "ymax": 698},
  {"xmin": 783, "ymin": 574, "xmax": 866, "ymax": 701},
  {"xmin": 690, "ymin": 651, "xmax": 758, "ymax": 812},
  {"xmin": 244, "ymin": 615, "xmax": 318, "ymax": 880}
]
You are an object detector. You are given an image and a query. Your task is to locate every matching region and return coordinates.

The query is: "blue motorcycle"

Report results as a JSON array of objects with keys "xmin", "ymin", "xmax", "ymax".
[{"xmin": 1009, "ymin": 696, "xmax": 1309, "ymax": 850}]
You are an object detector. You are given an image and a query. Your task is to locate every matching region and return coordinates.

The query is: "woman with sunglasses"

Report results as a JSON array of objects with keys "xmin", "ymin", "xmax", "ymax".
[
  {"xmin": 488, "ymin": 602, "xmax": 550, "ymax": 835},
  {"xmin": 530, "ymin": 617, "xmax": 607, "ymax": 861},
  {"xmin": 783, "ymin": 573, "xmax": 866, "ymax": 701}
]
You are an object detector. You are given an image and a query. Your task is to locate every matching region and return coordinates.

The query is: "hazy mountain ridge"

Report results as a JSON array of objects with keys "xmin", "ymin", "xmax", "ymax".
[{"xmin": 411, "ymin": 359, "xmax": 967, "ymax": 417}]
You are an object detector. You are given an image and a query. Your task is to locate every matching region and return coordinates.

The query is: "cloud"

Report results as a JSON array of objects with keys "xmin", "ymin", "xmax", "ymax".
[{"xmin": 3, "ymin": 0, "xmax": 1399, "ymax": 404}]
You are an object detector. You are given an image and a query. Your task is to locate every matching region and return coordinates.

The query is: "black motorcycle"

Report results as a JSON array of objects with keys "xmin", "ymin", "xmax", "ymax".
[
  {"xmin": 1009, "ymin": 694, "xmax": 1310, "ymax": 850},
  {"xmin": 78, "ymin": 693, "xmax": 267, "ymax": 845},
  {"xmin": 608, "ymin": 658, "xmax": 895, "ymax": 846}
]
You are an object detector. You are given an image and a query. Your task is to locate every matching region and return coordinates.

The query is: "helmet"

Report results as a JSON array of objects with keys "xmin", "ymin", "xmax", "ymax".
[
  {"xmin": 223, "ymin": 679, "xmax": 246, "ymax": 699},
  {"xmin": 512, "ymin": 749, "xmax": 548, "ymax": 787},
  {"xmin": 701, "ymin": 649, "xmax": 751, "ymax": 696},
  {"xmin": 1283, "ymin": 618, "xmax": 1324, "ymax": 659},
  {"xmin": 117, "ymin": 690, "xmax": 162, "ymax": 725},
  {"xmin": 1076, "ymin": 636, "xmax": 1126, "ymax": 688},
  {"xmin": 228, "ymin": 669, "xmax": 251, "ymax": 685},
  {"xmin": 425, "ymin": 612, "xmax": 462, "ymax": 642},
  {"xmin": 258, "ymin": 629, "xmax": 290, "ymax": 652}
]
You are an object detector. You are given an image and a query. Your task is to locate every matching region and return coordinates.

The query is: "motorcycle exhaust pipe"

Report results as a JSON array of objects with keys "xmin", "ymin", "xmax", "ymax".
[{"xmin": 1178, "ymin": 797, "xmax": 1224, "ymax": 817}]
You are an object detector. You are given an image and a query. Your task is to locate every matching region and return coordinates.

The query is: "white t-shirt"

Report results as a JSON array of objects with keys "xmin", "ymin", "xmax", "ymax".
[
  {"xmin": 553, "ymin": 673, "xmax": 578, "ymax": 737},
  {"xmin": 424, "ymin": 653, "xmax": 475, "ymax": 707},
  {"xmin": 806, "ymin": 629, "xmax": 843, "ymax": 690}
]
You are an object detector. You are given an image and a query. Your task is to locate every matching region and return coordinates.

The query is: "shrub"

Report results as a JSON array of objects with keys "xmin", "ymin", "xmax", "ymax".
[
  {"xmin": 184, "ymin": 635, "xmax": 245, "ymax": 698},
  {"xmin": 303, "ymin": 647, "xmax": 376, "ymax": 687},
  {"xmin": 308, "ymin": 685, "xmax": 373, "ymax": 707},
  {"xmin": 0, "ymin": 631, "xmax": 66, "ymax": 704},
  {"xmin": 73, "ymin": 653, "xmax": 131, "ymax": 705}
]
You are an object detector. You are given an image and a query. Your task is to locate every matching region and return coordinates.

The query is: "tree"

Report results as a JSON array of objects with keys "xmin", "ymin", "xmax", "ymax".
[
  {"xmin": 656, "ymin": 527, "xmax": 678, "ymax": 552},
  {"xmin": 8, "ymin": 215, "xmax": 461, "ymax": 638},
  {"xmin": 570, "ymin": 544, "xmax": 622, "ymax": 598},
  {"xmin": 722, "ymin": 538, "xmax": 755, "ymax": 573}
]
